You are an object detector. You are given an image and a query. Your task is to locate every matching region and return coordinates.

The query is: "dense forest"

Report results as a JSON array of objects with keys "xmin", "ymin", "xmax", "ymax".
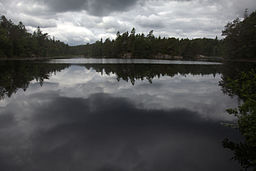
[
  {"xmin": 222, "ymin": 10, "xmax": 256, "ymax": 59},
  {"xmin": 0, "ymin": 10, "xmax": 255, "ymax": 59},
  {"xmin": 83, "ymin": 30, "xmax": 223, "ymax": 59},
  {"xmin": 0, "ymin": 16, "xmax": 70, "ymax": 58},
  {"xmin": 84, "ymin": 10, "xmax": 256, "ymax": 59}
]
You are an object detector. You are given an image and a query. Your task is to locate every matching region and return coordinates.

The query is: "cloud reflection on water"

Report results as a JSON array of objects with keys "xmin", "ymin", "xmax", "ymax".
[
  {"xmin": 0, "ymin": 93, "xmax": 240, "ymax": 171},
  {"xmin": 0, "ymin": 64, "xmax": 240, "ymax": 171},
  {"xmin": 21, "ymin": 65, "xmax": 237, "ymax": 121}
]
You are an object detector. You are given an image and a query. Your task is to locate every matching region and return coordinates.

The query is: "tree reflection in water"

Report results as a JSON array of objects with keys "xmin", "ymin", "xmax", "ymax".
[
  {"xmin": 0, "ymin": 61, "xmax": 69, "ymax": 99},
  {"xmin": 220, "ymin": 63, "xmax": 256, "ymax": 171},
  {"xmin": 0, "ymin": 61, "xmax": 221, "ymax": 99}
]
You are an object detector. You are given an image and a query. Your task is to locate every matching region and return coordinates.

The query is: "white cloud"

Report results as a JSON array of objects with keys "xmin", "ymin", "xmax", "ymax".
[
  {"xmin": 42, "ymin": 21, "xmax": 96, "ymax": 45},
  {"xmin": 135, "ymin": 14, "xmax": 165, "ymax": 28}
]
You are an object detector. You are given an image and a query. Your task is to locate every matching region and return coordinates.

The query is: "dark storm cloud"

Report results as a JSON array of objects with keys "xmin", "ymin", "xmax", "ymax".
[
  {"xmin": 42, "ymin": 0, "xmax": 192, "ymax": 16},
  {"xmin": 42, "ymin": 0, "xmax": 139, "ymax": 16},
  {"xmin": 87, "ymin": 0, "xmax": 139, "ymax": 16},
  {"xmin": 41, "ymin": 0, "xmax": 87, "ymax": 12}
]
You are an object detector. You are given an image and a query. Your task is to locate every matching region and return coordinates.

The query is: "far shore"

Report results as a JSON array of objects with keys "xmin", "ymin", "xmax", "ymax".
[
  {"xmin": 0, "ymin": 55, "xmax": 84, "ymax": 61},
  {"xmin": 0, "ymin": 56, "xmax": 256, "ymax": 63}
]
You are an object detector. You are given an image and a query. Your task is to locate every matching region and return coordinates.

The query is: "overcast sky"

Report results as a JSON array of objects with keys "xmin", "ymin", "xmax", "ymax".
[{"xmin": 0, "ymin": 0, "xmax": 255, "ymax": 45}]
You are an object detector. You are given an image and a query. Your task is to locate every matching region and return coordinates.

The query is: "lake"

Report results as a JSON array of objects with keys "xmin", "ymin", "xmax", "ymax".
[{"xmin": 0, "ymin": 58, "xmax": 253, "ymax": 171}]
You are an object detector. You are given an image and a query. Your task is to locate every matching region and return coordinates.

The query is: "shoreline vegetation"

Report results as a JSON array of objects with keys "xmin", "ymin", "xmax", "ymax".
[
  {"xmin": 220, "ymin": 67, "xmax": 256, "ymax": 170},
  {"xmin": 0, "ymin": 10, "xmax": 255, "ymax": 61}
]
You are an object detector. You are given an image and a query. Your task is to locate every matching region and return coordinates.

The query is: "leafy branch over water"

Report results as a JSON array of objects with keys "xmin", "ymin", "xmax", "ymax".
[{"xmin": 220, "ymin": 69, "xmax": 256, "ymax": 170}]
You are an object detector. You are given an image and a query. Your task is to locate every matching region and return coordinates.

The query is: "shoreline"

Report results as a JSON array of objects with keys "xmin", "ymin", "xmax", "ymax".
[
  {"xmin": 0, "ymin": 56, "xmax": 256, "ymax": 63},
  {"xmin": 0, "ymin": 55, "xmax": 84, "ymax": 61}
]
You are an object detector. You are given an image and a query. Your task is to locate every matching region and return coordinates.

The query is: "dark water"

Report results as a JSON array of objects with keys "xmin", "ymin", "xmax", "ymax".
[{"xmin": 0, "ymin": 59, "xmax": 252, "ymax": 171}]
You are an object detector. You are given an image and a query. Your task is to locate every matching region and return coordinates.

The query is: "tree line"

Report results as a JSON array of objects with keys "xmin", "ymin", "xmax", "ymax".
[
  {"xmin": 0, "ymin": 16, "xmax": 70, "ymax": 58},
  {"xmin": 83, "ymin": 10, "xmax": 256, "ymax": 59},
  {"xmin": 0, "ymin": 10, "xmax": 255, "ymax": 59},
  {"xmin": 83, "ymin": 29, "xmax": 223, "ymax": 59}
]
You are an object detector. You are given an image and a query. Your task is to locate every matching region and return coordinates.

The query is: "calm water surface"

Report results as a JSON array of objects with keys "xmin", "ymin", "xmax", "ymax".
[
  {"xmin": 50, "ymin": 58, "xmax": 222, "ymax": 65},
  {"xmin": 0, "ymin": 59, "xmax": 248, "ymax": 171}
]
